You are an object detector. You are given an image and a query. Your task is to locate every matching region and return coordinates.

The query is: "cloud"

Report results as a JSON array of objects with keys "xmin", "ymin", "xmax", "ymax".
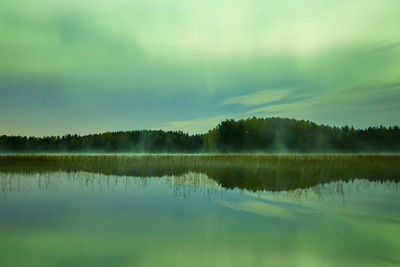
[
  {"xmin": 220, "ymin": 89, "xmax": 293, "ymax": 107},
  {"xmin": 1, "ymin": 0, "xmax": 400, "ymax": 135},
  {"xmin": 366, "ymin": 38, "xmax": 400, "ymax": 53},
  {"xmin": 159, "ymin": 115, "xmax": 229, "ymax": 135},
  {"xmin": 249, "ymin": 81, "xmax": 400, "ymax": 128}
]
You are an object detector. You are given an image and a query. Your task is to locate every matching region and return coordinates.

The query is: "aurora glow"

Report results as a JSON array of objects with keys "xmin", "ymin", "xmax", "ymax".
[{"xmin": 1, "ymin": 0, "xmax": 400, "ymax": 136}]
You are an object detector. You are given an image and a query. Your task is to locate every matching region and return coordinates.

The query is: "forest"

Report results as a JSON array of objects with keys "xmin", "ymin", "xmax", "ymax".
[{"xmin": 1, "ymin": 117, "xmax": 400, "ymax": 153}]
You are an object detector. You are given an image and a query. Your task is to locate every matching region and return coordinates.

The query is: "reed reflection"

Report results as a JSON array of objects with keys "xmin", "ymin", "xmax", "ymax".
[
  {"xmin": 0, "ymin": 155, "xmax": 399, "ymax": 192},
  {"xmin": 1, "ymin": 171, "xmax": 398, "ymax": 203}
]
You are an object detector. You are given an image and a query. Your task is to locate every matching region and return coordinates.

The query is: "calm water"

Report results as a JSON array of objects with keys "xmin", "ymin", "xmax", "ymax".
[{"xmin": 0, "ymin": 155, "xmax": 400, "ymax": 266}]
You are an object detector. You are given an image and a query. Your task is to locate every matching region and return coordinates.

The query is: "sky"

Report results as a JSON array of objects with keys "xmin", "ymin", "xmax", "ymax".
[{"xmin": 1, "ymin": 0, "xmax": 400, "ymax": 136}]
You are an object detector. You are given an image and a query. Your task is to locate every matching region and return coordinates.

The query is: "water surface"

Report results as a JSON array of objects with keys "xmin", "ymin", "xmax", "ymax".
[{"xmin": 0, "ymin": 155, "xmax": 399, "ymax": 266}]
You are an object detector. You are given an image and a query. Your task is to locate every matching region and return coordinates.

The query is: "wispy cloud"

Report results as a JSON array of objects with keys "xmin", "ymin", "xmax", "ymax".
[
  {"xmin": 366, "ymin": 38, "xmax": 400, "ymax": 53},
  {"xmin": 249, "ymin": 81, "xmax": 400, "ymax": 128},
  {"xmin": 159, "ymin": 115, "xmax": 229, "ymax": 135},
  {"xmin": 220, "ymin": 89, "xmax": 293, "ymax": 107}
]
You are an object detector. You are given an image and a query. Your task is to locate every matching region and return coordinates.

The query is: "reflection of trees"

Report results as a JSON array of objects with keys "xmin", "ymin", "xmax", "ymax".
[
  {"xmin": 0, "ymin": 155, "xmax": 399, "ymax": 192},
  {"xmin": 1, "ymin": 172, "xmax": 398, "ymax": 204},
  {"xmin": 269, "ymin": 179, "xmax": 400, "ymax": 204}
]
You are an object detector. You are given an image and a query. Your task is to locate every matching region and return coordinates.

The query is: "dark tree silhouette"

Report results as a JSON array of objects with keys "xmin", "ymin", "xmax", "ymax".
[{"xmin": 1, "ymin": 117, "xmax": 399, "ymax": 153}]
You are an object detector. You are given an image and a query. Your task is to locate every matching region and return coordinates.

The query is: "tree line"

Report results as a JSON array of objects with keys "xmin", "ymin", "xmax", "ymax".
[{"xmin": 1, "ymin": 117, "xmax": 400, "ymax": 153}]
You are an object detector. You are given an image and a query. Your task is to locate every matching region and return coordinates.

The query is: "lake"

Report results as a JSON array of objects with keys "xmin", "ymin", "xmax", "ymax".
[{"xmin": 0, "ymin": 155, "xmax": 399, "ymax": 266}]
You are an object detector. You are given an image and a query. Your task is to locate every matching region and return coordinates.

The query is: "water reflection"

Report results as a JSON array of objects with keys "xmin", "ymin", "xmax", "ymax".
[
  {"xmin": 1, "ymin": 171, "xmax": 398, "ymax": 203},
  {"xmin": 0, "ymin": 159, "xmax": 399, "ymax": 266},
  {"xmin": 0, "ymin": 172, "xmax": 224, "ymax": 199},
  {"xmin": 1, "ymin": 155, "xmax": 399, "ymax": 192}
]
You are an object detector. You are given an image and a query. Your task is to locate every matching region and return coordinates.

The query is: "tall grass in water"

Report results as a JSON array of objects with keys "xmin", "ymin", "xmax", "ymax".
[{"xmin": 0, "ymin": 154, "xmax": 399, "ymax": 191}]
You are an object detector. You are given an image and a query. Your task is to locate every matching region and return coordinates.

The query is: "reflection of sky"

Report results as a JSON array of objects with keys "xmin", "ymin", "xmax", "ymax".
[
  {"xmin": 1, "ymin": 0, "xmax": 400, "ymax": 136},
  {"xmin": 0, "ymin": 172, "xmax": 399, "ymax": 266}
]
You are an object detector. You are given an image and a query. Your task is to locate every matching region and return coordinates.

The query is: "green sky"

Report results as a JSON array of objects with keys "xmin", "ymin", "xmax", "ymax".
[{"xmin": 1, "ymin": 0, "xmax": 400, "ymax": 136}]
